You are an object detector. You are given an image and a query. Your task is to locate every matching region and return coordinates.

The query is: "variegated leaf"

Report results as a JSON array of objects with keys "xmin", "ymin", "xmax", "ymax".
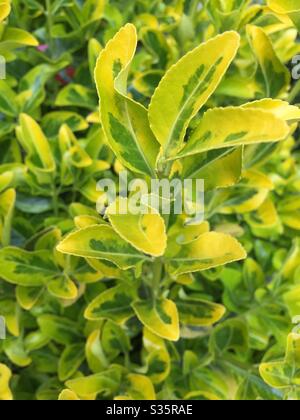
[
  {"xmin": 0, "ymin": 247, "xmax": 59, "ymax": 287},
  {"xmin": 106, "ymin": 198, "xmax": 167, "ymax": 257},
  {"xmin": 268, "ymin": 0, "xmax": 300, "ymax": 31},
  {"xmin": 84, "ymin": 285, "xmax": 135, "ymax": 324},
  {"xmin": 57, "ymin": 225, "xmax": 149, "ymax": 270},
  {"xmin": 166, "ymin": 232, "xmax": 246, "ymax": 276},
  {"xmin": 148, "ymin": 31, "xmax": 240, "ymax": 160},
  {"xmin": 94, "ymin": 24, "xmax": 159, "ymax": 177},
  {"xmin": 132, "ymin": 298, "xmax": 180, "ymax": 342},
  {"xmin": 176, "ymin": 107, "xmax": 289, "ymax": 159},
  {"xmin": 247, "ymin": 25, "xmax": 290, "ymax": 97}
]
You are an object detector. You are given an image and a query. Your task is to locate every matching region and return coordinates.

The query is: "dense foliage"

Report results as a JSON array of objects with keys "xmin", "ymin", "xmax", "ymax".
[{"xmin": 1, "ymin": 0, "xmax": 300, "ymax": 401}]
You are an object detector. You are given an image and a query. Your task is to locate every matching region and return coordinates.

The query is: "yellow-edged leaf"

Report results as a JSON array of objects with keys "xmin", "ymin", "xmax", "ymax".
[
  {"xmin": 166, "ymin": 232, "xmax": 246, "ymax": 276},
  {"xmin": 106, "ymin": 198, "xmax": 167, "ymax": 257},
  {"xmin": 247, "ymin": 24, "xmax": 290, "ymax": 97},
  {"xmin": 133, "ymin": 298, "xmax": 180, "ymax": 342},
  {"xmin": 0, "ymin": 364, "xmax": 13, "ymax": 401},
  {"xmin": 94, "ymin": 24, "xmax": 159, "ymax": 177},
  {"xmin": 148, "ymin": 31, "xmax": 240, "ymax": 159},
  {"xmin": 176, "ymin": 107, "xmax": 289, "ymax": 158},
  {"xmin": 57, "ymin": 225, "xmax": 148, "ymax": 270}
]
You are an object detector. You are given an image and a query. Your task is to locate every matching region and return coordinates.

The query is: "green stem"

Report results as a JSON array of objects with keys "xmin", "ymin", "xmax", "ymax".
[
  {"xmin": 153, "ymin": 258, "xmax": 164, "ymax": 299},
  {"xmin": 288, "ymin": 79, "xmax": 300, "ymax": 103},
  {"xmin": 52, "ymin": 186, "xmax": 59, "ymax": 217}
]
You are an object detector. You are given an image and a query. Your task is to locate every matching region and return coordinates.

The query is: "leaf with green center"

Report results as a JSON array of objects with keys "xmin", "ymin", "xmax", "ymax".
[
  {"xmin": 16, "ymin": 286, "xmax": 44, "ymax": 310},
  {"xmin": 106, "ymin": 198, "xmax": 167, "ymax": 257},
  {"xmin": 38, "ymin": 315, "xmax": 83, "ymax": 346},
  {"xmin": 55, "ymin": 84, "xmax": 97, "ymax": 110},
  {"xmin": 177, "ymin": 295, "xmax": 226, "ymax": 327},
  {"xmin": 57, "ymin": 225, "xmax": 148, "ymax": 270},
  {"xmin": 143, "ymin": 328, "xmax": 170, "ymax": 385},
  {"xmin": 247, "ymin": 25, "xmax": 290, "ymax": 97},
  {"xmin": 148, "ymin": 31, "xmax": 240, "ymax": 160},
  {"xmin": 0, "ymin": 247, "xmax": 59, "ymax": 287},
  {"xmin": 0, "ymin": 81, "xmax": 18, "ymax": 117},
  {"xmin": 84, "ymin": 285, "xmax": 135, "ymax": 324},
  {"xmin": 47, "ymin": 275, "xmax": 78, "ymax": 300},
  {"xmin": 166, "ymin": 232, "xmax": 246, "ymax": 276},
  {"xmin": 3, "ymin": 338, "xmax": 32, "ymax": 368},
  {"xmin": 94, "ymin": 24, "xmax": 159, "ymax": 177},
  {"xmin": 66, "ymin": 368, "xmax": 121, "ymax": 398},
  {"xmin": 120, "ymin": 374, "xmax": 156, "ymax": 400},
  {"xmin": 260, "ymin": 333, "xmax": 300, "ymax": 389},
  {"xmin": 132, "ymin": 299, "xmax": 180, "ymax": 342},
  {"xmin": 86, "ymin": 329, "xmax": 109, "ymax": 373},
  {"xmin": 42, "ymin": 112, "xmax": 89, "ymax": 137},
  {"xmin": 176, "ymin": 108, "xmax": 289, "ymax": 159},
  {"xmin": 0, "ymin": 188, "xmax": 15, "ymax": 246},
  {"xmin": 58, "ymin": 344, "xmax": 86, "ymax": 381},
  {"xmin": 182, "ymin": 147, "xmax": 243, "ymax": 190},
  {"xmin": 209, "ymin": 319, "xmax": 249, "ymax": 357},
  {"xmin": 16, "ymin": 114, "xmax": 56, "ymax": 183}
]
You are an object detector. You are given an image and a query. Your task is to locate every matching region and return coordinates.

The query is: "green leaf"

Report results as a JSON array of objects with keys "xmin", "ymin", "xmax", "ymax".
[
  {"xmin": 133, "ymin": 298, "xmax": 180, "ymax": 342},
  {"xmin": 0, "ymin": 81, "xmax": 18, "ymax": 117},
  {"xmin": 247, "ymin": 25, "xmax": 290, "ymax": 97},
  {"xmin": 176, "ymin": 107, "xmax": 289, "ymax": 159},
  {"xmin": 17, "ymin": 114, "xmax": 56, "ymax": 182},
  {"xmin": 55, "ymin": 84, "xmax": 97, "ymax": 110},
  {"xmin": 148, "ymin": 31, "xmax": 240, "ymax": 159},
  {"xmin": 94, "ymin": 24, "xmax": 159, "ymax": 177},
  {"xmin": 58, "ymin": 344, "xmax": 86, "ymax": 381},
  {"xmin": 84, "ymin": 285, "xmax": 135, "ymax": 324},
  {"xmin": 42, "ymin": 111, "xmax": 89, "ymax": 137},
  {"xmin": 0, "ymin": 188, "xmax": 15, "ymax": 246},
  {"xmin": 3, "ymin": 338, "xmax": 32, "ymax": 368},
  {"xmin": 260, "ymin": 333, "xmax": 300, "ymax": 389},
  {"xmin": 57, "ymin": 225, "xmax": 149, "ymax": 270},
  {"xmin": 38, "ymin": 315, "xmax": 83, "ymax": 345},
  {"xmin": 0, "ymin": 247, "xmax": 59, "ymax": 286},
  {"xmin": 106, "ymin": 198, "xmax": 167, "ymax": 257},
  {"xmin": 119, "ymin": 374, "xmax": 156, "ymax": 400},
  {"xmin": 177, "ymin": 295, "xmax": 226, "ymax": 327},
  {"xmin": 47, "ymin": 275, "xmax": 78, "ymax": 300},
  {"xmin": 66, "ymin": 368, "xmax": 121, "ymax": 398},
  {"xmin": 166, "ymin": 232, "xmax": 247, "ymax": 276},
  {"xmin": 209, "ymin": 319, "xmax": 249, "ymax": 357},
  {"xmin": 182, "ymin": 147, "xmax": 243, "ymax": 190},
  {"xmin": 85, "ymin": 329, "xmax": 109, "ymax": 373},
  {"xmin": 16, "ymin": 286, "xmax": 44, "ymax": 310}
]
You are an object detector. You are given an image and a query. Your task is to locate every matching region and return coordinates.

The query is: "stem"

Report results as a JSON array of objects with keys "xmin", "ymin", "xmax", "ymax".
[
  {"xmin": 52, "ymin": 186, "xmax": 59, "ymax": 217},
  {"xmin": 288, "ymin": 79, "xmax": 300, "ymax": 103},
  {"xmin": 153, "ymin": 258, "xmax": 164, "ymax": 299}
]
